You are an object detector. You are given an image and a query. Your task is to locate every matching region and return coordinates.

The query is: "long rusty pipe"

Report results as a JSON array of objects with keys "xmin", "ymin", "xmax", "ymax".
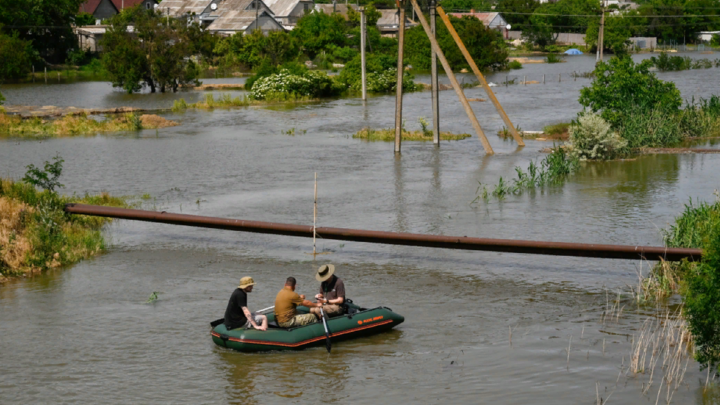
[{"xmin": 64, "ymin": 204, "xmax": 702, "ymax": 262}]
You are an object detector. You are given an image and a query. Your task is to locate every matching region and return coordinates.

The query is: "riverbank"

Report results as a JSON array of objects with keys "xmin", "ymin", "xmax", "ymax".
[
  {"xmin": 0, "ymin": 178, "xmax": 130, "ymax": 280},
  {"xmin": 0, "ymin": 112, "xmax": 177, "ymax": 138}
]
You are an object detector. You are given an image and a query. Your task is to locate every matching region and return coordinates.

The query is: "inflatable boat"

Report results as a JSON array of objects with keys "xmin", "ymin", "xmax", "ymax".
[{"xmin": 210, "ymin": 302, "xmax": 404, "ymax": 352}]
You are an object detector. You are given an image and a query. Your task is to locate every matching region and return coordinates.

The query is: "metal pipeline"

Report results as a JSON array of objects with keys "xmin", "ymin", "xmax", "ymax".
[{"xmin": 64, "ymin": 204, "xmax": 702, "ymax": 262}]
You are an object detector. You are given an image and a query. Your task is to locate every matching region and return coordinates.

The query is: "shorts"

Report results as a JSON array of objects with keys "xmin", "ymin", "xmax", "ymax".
[{"xmin": 278, "ymin": 313, "xmax": 317, "ymax": 328}]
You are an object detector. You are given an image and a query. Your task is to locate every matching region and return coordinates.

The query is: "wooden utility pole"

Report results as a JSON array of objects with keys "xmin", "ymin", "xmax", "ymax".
[
  {"xmin": 430, "ymin": 0, "xmax": 440, "ymax": 145},
  {"xmin": 360, "ymin": 7, "xmax": 367, "ymax": 101},
  {"xmin": 598, "ymin": 2, "xmax": 605, "ymax": 62},
  {"xmin": 394, "ymin": 1, "xmax": 406, "ymax": 154},
  {"xmin": 437, "ymin": 6, "xmax": 524, "ymax": 147},
  {"xmin": 409, "ymin": 0, "xmax": 493, "ymax": 154}
]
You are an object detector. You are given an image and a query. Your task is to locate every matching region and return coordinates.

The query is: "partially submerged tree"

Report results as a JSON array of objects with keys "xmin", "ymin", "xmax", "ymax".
[
  {"xmin": 0, "ymin": 27, "xmax": 34, "ymax": 81},
  {"xmin": 101, "ymin": 7, "xmax": 203, "ymax": 93}
]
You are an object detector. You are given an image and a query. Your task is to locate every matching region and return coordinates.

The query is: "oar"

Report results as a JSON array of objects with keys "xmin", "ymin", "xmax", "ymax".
[
  {"xmin": 320, "ymin": 306, "xmax": 332, "ymax": 353},
  {"xmin": 257, "ymin": 305, "xmax": 274, "ymax": 314}
]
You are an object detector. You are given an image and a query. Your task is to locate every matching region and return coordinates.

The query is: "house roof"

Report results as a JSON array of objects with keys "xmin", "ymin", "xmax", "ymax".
[
  {"xmin": 79, "ymin": 0, "xmax": 151, "ymax": 14},
  {"xmin": 163, "ymin": 0, "xmax": 212, "ymax": 17},
  {"xmin": 376, "ymin": 9, "xmax": 416, "ymax": 28},
  {"xmin": 448, "ymin": 12, "xmax": 506, "ymax": 27},
  {"xmin": 264, "ymin": 0, "xmax": 305, "ymax": 17},
  {"xmin": 313, "ymin": 3, "xmax": 357, "ymax": 18},
  {"xmin": 208, "ymin": 0, "xmax": 281, "ymax": 31}
]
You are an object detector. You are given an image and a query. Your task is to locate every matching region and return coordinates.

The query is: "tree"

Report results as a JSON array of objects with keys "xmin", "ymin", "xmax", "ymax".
[
  {"xmin": 291, "ymin": 11, "xmax": 348, "ymax": 59},
  {"xmin": 437, "ymin": 0, "xmax": 492, "ymax": 12},
  {"xmin": 0, "ymin": 0, "xmax": 85, "ymax": 64},
  {"xmin": 578, "ymin": 57, "xmax": 682, "ymax": 128},
  {"xmin": 215, "ymin": 30, "xmax": 298, "ymax": 69},
  {"xmin": 348, "ymin": 5, "xmax": 382, "ymax": 27},
  {"xmin": 75, "ymin": 12, "xmax": 96, "ymax": 27},
  {"xmin": 524, "ymin": 0, "xmax": 600, "ymax": 47},
  {"xmin": 585, "ymin": 14, "xmax": 633, "ymax": 55},
  {"xmin": 404, "ymin": 15, "xmax": 507, "ymax": 71},
  {"xmin": 496, "ymin": 0, "xmax": 539, "ymax": 28},
  {"xmin": 0, "ymin": 28, "xmax": 34, "ymax": 81},
  {"xmin": 101, "ymin": 7, "xmax": 203, "ymax": 93}
]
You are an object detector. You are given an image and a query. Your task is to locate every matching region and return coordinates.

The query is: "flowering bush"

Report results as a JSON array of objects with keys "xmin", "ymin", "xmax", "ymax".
[
  {"xmin": 250, "ymin": 69, "xmax": 343, "ymax": 100},
  {"xmin": 567, "ymin": 113, "xmax": 627, "ymax": 160}
]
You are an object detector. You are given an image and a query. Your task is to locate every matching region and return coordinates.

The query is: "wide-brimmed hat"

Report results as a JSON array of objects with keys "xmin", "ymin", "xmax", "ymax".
[
  {"xmin": 316, "ymin": 264, "xmax": 335, "ymax": 282},
  {"xmin": 238, "ymin": 276, "xmax": 256, "ymax": 289}
]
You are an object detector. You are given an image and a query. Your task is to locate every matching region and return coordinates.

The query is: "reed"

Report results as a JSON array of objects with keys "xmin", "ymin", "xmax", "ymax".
[
  {"xmin": 352, "ymin": 127, "xmax": 471, "ymax": 142},
  {"xmin": 171, "ymin": 93, "xmax": 313, "ymax": 112},
  {"xmin": 0, "ymin": 112, "xmax": 176, "ymax": 138}
]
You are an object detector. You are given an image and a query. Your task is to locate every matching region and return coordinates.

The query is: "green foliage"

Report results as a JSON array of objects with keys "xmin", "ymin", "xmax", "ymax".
[
  {"xmin": 474, "ymin": 148, "xmax": 578, "ymax": 202},
  {"xmin": 508, "ymin": 60, "xmax": 523, "ymax": 69},
  {"xmin": 404, "ymin": 15, "xmax": 507, "ymax": 71},
  {"xmin": 22, "ymin": 155, "xmax": 64, "ymax": 193},
  {"xmin": 347, "ymin": 5, "xmax": 382, "ymax": 27},
  {"xmin": 712, "ymin": 34, "xmax": 720, "ymax": 47},
  {"xmin": 618, "ymin": 106, "xmax": 684, "ymax": 148},
  {"xmin": 546, "ymin": 53, "xmax": 564, "ymax": 63},
  {"xmin": 101, "ymin": 7, "xmax": 206, "ymax": 93},
  {"xmin": 0, "ymin": 28, "xmax": 34, "ymax": 81},
  {"xmin": 0, "ymin": 0, "xmax": 82, "ymax": 63},
  {"xmin": 523, "ymin": 0, "xmax": 600, "ymax": 48},
  {"xmin": 567, "ymin": 113, "xmax": 627, "ymax": 160},
  {"xmin": 679, "ymin": 96, "xmax": 720, "ymax": 138},
  {"xmin": 366, "ymin": 68, "xmax": 421, "ymax": 93},
  {"xmin": 543, "ymin": 122, "xmax": 570, "ymax": 135},
  {"xmin": 216, "ymin": 30, "xmax": 299, "ymax": 69},
  {"xmin": 338, "ymin": 53, "xmax": 420, "ymax": 93},
  {"xmin": 585, "ymin": 13, "xmax": 634, "ymax": 56},
  {"xmin": 250, "ymin": 69, "xmax": 343, "ymax": 100},
  {"xmin": 496, "ymin": 0, "xmax": 539, "ymax": 28},
  {"xmin": 579, "ymin": 57, "xmax": 682, "ymax": 128},
  {"xmin": 650, "ymin": 52, "xmax": 692, "ymax": 71},
  {"xmin": 0, "ymin": 90, "xmax": 4, "ymax": 105},
  {"xmin": 75, "ymin": 12, "xmax": 95, "ymax": 27},
  {"xmin": 291, "ymin": 11, "xmax": 348, "ymax": 59},
  {"xmin": 438, "ymin": 0, "xmax": 493, "ymax": 11},
  {"xmin": 685, "ymin": 214, "xmax": 720, "ymax": 369}
]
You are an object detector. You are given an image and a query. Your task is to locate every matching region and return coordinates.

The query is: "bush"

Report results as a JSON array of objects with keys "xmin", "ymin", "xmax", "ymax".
[
  {"xmin": 579, "ymin": 57, "xmax": 682, "ymax": 128},
  {"xmin": 618, "ymin": 107, "xmax": 683, "ymax": 148},
  {"xmin": 546, "ymin": 53, "xmax": 564, "ymax": 63},
  {"xmin": 337, "ymin": 53, "xmax": 419, "ymax": 93},
  {"xmin": 685, "ymin": 216, "xmax": 720, "ymax": 369},
  {"xmin": 366, "ymin": 68, "xmax": 420, "ymax": 93},
  {"xmin": 679, "ymin": 96, "xmax": 720, "ymax": 138},
  {"xmin": 508, "ymin": 60, "xmax": 523, "ymax": 69},
  {"xmin": 567, "ymin": 113, "xmax": 627, "ymax": 160},
  {"xmin": 0, "ymin": 29, "xmax": 34, "ymax": 81},
  {"xmin": 249, "ymin": 69, "xmax": 343, "ymax": 100},
  {"xmin": 650, "ymin": 52, "xmax": 692, "ymax": 72}
]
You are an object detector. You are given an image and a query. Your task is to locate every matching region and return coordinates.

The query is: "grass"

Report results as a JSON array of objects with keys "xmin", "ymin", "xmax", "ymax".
[
  {"xmin": 472, "ymin": 147, "xmax": 578, "ymax": 202},
  {"xmin": 0, "ymin": 112, "xmax": 176, "ymax": 138},
  {"xmin": 352, "ymin": 127, "xmax": 472, "ymax": 142},
  {"xmin": 0, "ymin": 178, "xmax": 130, "ymax": 278},
  {"xmin": 541, "ymin": 122, "xmax": 571, "ymax": 140},
  {"xmin": 171, "ymin": 93, "xmax": 313, "ymax": 112}
]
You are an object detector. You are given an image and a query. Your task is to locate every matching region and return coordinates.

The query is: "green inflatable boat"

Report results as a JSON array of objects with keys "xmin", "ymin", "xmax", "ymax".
[{"xmin": 210, "ymin": 302, "xmax": 404, "ymax": 352}]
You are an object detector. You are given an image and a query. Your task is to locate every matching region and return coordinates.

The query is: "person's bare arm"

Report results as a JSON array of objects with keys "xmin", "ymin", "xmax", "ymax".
[
  {"xmin": 320, "ymin": 296, "xmax": 344, "ymax": 305},
  {"xmin": 241, "ymin": 306, "xmax": 265, "ymax": 330}
]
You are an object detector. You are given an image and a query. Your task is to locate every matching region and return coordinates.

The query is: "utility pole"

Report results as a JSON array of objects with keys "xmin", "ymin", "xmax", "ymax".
[
  {"xmin": 256, "ymin": 0, "xmax": 259, "ymax": 31},
  {"xmin": 394, "ymin": 1, "xmax": 406, "ymax": 154},
  {"xmin": 430, "ymin": 0, "xmax": 440, "ymax": 146},
  {"xmin": 360, "ymin": 7, "xmax": 367, "ymax": 101},
  {"xmin": 598, "ymin": 1, "xmax": 605, "ymax": 62}
]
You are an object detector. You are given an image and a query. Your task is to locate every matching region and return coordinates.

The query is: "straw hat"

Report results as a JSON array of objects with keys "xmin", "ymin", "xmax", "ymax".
[
  {"xmin": 316, "ymin": 264, "xmax": 335, "ymax": 282},
  {"xmin": 238, "ymin": 276, "xmax": 256, "ymax": 289}
]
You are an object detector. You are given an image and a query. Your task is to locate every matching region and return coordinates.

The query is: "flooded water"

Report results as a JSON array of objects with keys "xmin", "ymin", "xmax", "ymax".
[{"xmin": 2, "ymin": 52, "xmax": 720, "ymax": 403}]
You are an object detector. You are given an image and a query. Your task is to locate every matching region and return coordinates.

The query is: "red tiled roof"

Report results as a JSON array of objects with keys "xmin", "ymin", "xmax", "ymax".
[{"xmin": 79, "ymin": 0, "xmax": 150, "ymax": 15}]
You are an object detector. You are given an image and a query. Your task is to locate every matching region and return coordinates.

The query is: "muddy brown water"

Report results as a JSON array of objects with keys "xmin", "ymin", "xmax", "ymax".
[{"xmin": 2, "ymin": 53, "xmax": 720, "ymax": 403}]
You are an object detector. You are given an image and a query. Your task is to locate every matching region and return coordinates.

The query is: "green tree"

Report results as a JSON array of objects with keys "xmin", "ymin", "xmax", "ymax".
[
  {"xmin": 524, "ymin": 0, "xmax": 600, "ymax": 47},
  {"xmin": 685, "ymin": 217, "xmax": 720, "ymax": 370},
  {"xmin": 496, "ymin": 0, "xmax": 539, "ymax": 28},
  {"xmin": 437, "ymin": 0, "xmax": 492, "ymax": 12},
  {"xmin": 215, "ymin": 30, "xmax": 298, "ymax": 69},
  {"xmin": 101, "ymin": 7, "xmax": 202, "ymax": 93},
  {"xmin": 348, "ymin": 5, "xmax": 382, "ymax": 27},
  {"xmin": 404, "ymin": 15, "xmax": 507, "ymax": 71},
  {"xmin": 0, "ymin": 28, "xmax": 34, "ymax": 81},
  {"xmin": 75, "ymin": 12, "xmax": 96, "ymax": 26},
  {"xmin": 578, "ymin": 57, "xmax": 682, "ymax": 128},
  {"xmin": 0, "ymin": 0, "xmax": 84, "ymax": 63},
  {"xmin": 585, "ymin": 14, "xmax": 634, "ymax": 55},
  {"xmin": 291, "ymin": 11, "xmax": 348, "ymax": 59}
]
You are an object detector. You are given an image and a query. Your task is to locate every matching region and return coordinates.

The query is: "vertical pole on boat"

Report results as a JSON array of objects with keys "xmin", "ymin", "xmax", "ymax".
[
  {"xmin": 360, "ymin": 7, "xmax": 367, "ymax": 101},
  {"xmin": 430, "ymin": 0, "xmax": 440, "ymax": 146},
  {"xmin": 313, "ymin": 172, "xmax": 318, "ymax": 256},
  {"xmin": 394, "ymin": 0, "xmax": 406, "ymax": 155},
  {"xmin": 44, "ymin": 67, "xmax": 47, "ymax": 84}
]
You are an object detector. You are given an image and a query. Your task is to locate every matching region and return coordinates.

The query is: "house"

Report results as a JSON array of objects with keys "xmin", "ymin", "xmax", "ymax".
[
  {"xmin": 698, "ymin": 31, "xmax": 720, "ymax": 43},
  {"xmin": 376, "ymin": 9, "xmax": 416, "ymax": 36},
  {"xmin": 264, "ymin": 0, "xmax": 314, "ymax": 26},
  {"xmin": 75, "ymin": 25, "xmax": 136, "ymax": 51},
  {"xmin": 448, "ymin": 11, "xmax": 507, "ymax": 30},
  {"xmin": 79, "ymin": 0, "xmax": 157, "ymax": 23},
  {"xmin": 313, "ymin": 3, "xmax": 357, "ymax": 19},
  {"xmin": 164, "ymin": 0, "xmax": 284, "ymax": 34}
]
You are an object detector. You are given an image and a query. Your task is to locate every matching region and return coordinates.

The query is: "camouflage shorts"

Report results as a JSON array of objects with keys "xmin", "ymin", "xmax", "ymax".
[{"xmin": 278, "ymin": 313, "xmax": 317, "ymax": 328}]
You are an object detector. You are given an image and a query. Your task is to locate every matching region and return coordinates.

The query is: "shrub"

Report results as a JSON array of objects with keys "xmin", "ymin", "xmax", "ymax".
[
  {"xmin": 508, "ymin": 60, "xmax": 523, "ymax": 69},
  {"xmin": 0, "ymin": 29, "xmax": 34, "ymax": 81},
  {"xmin": 579, "ymin": 57, "xmax": 682, "ymax": 128},
  {"xmin": 365, "ymin": 68, "xmax": 421, "ymax": 93},
  {"xmin": 679, "ymin": 96, "xmax": 720, "ymax": 138},
  {"xmin": 650, "ymin": 52, "xmax": 692, "ymax": 71},
  {"xmin": 22, "ymin": 155, "xmax": 64, "ymax": 192},
  {"xmin": 567, "ymin": 113, "xmax": 627, "ymax": 160},
  {"xmin": 250, "ymin": 69, "xmax": 343, "ymax": 100},
  {"xmin": 546, "ymin": 54, "xmax": 564, "ymax": 63},
  {"xmin": 617, "ymin": 107, "xmax": 683, "ymax": 148}
]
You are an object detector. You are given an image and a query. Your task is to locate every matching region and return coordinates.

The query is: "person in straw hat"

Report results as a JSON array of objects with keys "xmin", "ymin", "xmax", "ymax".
[
  {"xmin": 310, "ymin": 264, "xmax": 346, "ymax": 318},
  {"xmin": 224, "ymin": 277, "xmax": 268, "ymax": 331}
]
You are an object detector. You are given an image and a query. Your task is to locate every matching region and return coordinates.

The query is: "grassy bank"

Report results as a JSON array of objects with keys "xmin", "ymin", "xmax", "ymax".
[
  {"xmin": 0, "ymin": 112, "xmax": 177, "ymax": 138},
  {"xmin": 0, "ymin": 178, "xmax": 130, "ymax": 280},
  {"xmin": 171, "ymin": 93, "xmax": 314, "ymax": 111},
  {"xmin": 353, "ymin": 127, "xmax": 472, "ymax": 142}
]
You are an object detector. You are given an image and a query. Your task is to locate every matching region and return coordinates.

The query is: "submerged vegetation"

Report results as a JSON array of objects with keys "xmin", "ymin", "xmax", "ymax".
[
  {"xmin": 353, "ymin": 126, "xmax": 471, "ymax": 142},
  {"xmin": 0, "ymin": 112, "xmax": 177, "ymax": 138},
  {"xmin": 0, "ymin": 156, "xmax": 130, "ymax": 279},
  {"xmin": 171, "ymin": 93, "xmax": 314, "ymax": 112},
  {"xmin": 650, "ymin": 52, "xmax": 720, "ymax": 72}
]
